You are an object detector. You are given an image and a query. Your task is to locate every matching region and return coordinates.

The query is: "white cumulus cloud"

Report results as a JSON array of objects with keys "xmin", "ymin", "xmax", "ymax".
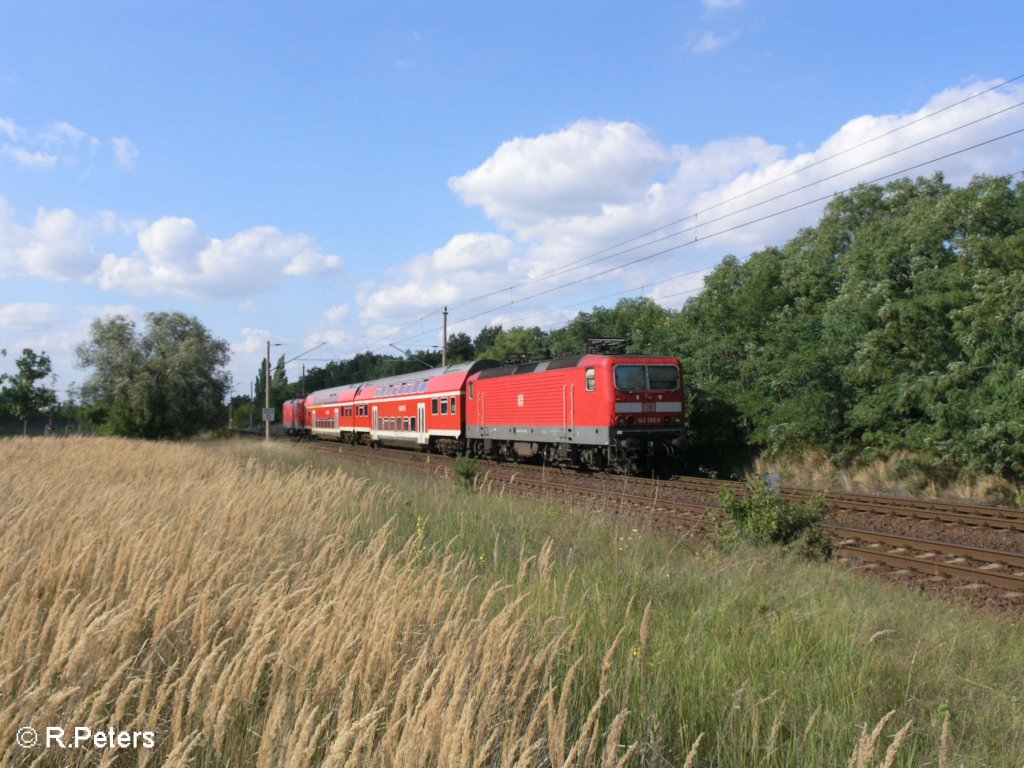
[
  {"xmin": 0, "ymin": 302, "xmax": 61, "ymax": 331},
  {"xmin": 97, "ymin": 218, "xmax": 342, "ymax": 296},
  {"xmin": 362, "ymin": 78, "xmax": 1024, "ymax": 344},
  {"xmin": 0, "ymin": 117, "xmax": 21, "ymax": 141},
  {"xmin": 322, "ymin": 304, "xmax": 351, "ymax": 324},
  {"xmin": 691, "ymin": 30, "xmax": 731, "ymax": 54},
  {"xmin": 359, "ymin": 232, "xmax": 518, "ymax": 321},
  {"xmin": 1, "ymin": 145, "xmax": 59, "ymax": 169},
  {"xmin": 112, "ymin": 137, "xmax": 139, "ymax": 169},
  {"xmin": 450, "ymin": 120, "xmax": 674, "ymax": 229},
  {"xmin": 0, "ymin": 116, "xmax": 128, "ymax": 170},
  {"xmin": 0, "ymin": 199, "xmax": 99, "ymax": 279},
  {"xmin": 0, "ymin": 196, "xmax": 344, "ymax": 297}
]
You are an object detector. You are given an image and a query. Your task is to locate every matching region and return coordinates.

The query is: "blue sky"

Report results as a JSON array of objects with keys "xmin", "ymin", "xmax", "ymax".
[{"xmin": 2, "ymin": 0, "xmax": 1023, "ymax": 399}]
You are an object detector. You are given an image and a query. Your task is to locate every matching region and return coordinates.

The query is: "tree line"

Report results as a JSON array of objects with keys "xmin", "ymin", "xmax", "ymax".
[{"xmin": 13, "ymin": 173, "xmax": 1022, "ymax": 483}]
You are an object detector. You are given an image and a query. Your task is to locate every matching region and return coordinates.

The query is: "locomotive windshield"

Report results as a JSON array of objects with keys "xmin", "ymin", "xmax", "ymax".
[
  {"xmin": 647, "ymin": 365, "xmax": 680, "ymax": 390},
  {"xmin": 614, "ymin": 364, "xmax": 680, "ymax": 392}
]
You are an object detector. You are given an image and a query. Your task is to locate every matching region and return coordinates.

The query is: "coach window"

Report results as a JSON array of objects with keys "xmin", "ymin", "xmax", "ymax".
[
  {"xmin": 449, "ymin": 397, "xmax": 456, "ymax": 415},
  {"xmin": 404, "ymin": 418, "xmax": 410, "ymax": 431},
  {"xmin": 410, "ymin": 417, "xmax": 416, "ymax": 432},
  {"xmin": 585, "ymin": 367, "xmax": 596, "ymax": 392},
  {"xmin": 440, "ymin": 398, "xmax": 448, "ymax": 415},
  {"xmin": 431, "ymin": 398, "xmax": 439, "ymax": 415}
]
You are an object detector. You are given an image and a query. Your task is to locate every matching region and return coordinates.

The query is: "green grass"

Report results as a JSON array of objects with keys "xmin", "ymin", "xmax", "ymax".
[{"xmin": 226, "ymin": 438, "xmax": 1024, "ymax": 767}]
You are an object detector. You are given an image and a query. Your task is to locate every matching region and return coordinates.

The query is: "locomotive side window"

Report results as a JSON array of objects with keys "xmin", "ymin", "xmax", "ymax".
[
  {"xmin": 647, "ymin": 365, "xmax": 680, "ymax": 390},
  {"xmin": 469, "ymin": 382, "xmax": 474, "ymax": 399},
  {"xmin": 585, "ymin": 367, "xmax": 596, "ymax": 392},
  {"xmin": 614, "ymin": 365, "xmax": 646, "ymax": 392}
]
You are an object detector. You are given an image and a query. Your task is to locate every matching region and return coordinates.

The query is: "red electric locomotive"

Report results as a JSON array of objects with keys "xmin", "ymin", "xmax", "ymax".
[{"xmin": 465, "ymin": 353, "xmax": 685, "ymax": 474}]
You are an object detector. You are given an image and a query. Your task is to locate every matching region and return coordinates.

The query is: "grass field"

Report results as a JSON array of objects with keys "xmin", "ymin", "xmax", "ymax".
[{"xmin": 1, "ymin": 436, "xmax": 1021, "ymax": 767}]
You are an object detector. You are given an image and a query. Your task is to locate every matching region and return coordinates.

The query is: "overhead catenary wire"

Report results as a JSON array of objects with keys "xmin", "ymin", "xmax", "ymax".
[
  {"xmin": 442, "ymin": 74, "xmax": 1024, "ymax": 313},
  {"xmin": 471, "ymin": 98, "xmax": 1024, "ymax": 296},
  {"xmin": 377, "ymin": 126, "xmax": 1024, "ymax": 353},
  {"xmin": 314, "ymin": 76, "xmax": 1024, "ymax": 361}
]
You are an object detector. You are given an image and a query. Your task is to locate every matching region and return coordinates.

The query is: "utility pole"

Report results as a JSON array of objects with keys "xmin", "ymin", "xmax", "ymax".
[
  {"xmin": 442, "ymin": 306, "xmax": 448, "ymax": 367},
  {"xmin": 249, "ymin": 380, "xmax": 254, "ymax": 430},
  {"xmin": 265, "ymin": 340, "xmax": 271, "ymax": 442}
]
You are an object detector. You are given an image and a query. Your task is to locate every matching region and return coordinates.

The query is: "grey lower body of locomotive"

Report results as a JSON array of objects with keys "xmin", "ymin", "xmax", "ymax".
[{"xmin": 467, "ymin": 424, "xmax": 685, "ymax": 474}]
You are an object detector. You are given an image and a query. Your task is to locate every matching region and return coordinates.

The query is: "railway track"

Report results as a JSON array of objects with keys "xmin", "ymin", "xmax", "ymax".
[
  {"xmin": 238, "ymin": 431, "xmax": 1024, "ymax": 607},
  {"xmin": 824, "ymin": 523, "xmax": 1024, "ymax": 593}
]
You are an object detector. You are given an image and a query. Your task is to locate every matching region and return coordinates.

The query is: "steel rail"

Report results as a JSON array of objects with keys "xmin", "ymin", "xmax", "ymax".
[{"xmin": 824, "ymin": 523, "xmax": 1024, "ymax": 592}]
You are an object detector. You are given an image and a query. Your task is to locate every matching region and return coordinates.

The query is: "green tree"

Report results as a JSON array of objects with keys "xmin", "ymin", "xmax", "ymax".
[
  {"xmin": 76, "ymin": 312, "xmax": 231, "ymax": 439},
  {"xmin": 670, "ymin": 172, "xmax": 1024, "ymax": 480},
  {"xmin": 0, "ymin": 349, "xmax": 58, "ymax": 435},
  {"xmin": 445, "ymin": 332, "xmax": 474, "ymax": 363},
  {"xmin": 472, "ymin": 325, "xmax": 502, "ymax": 356},
  {"xmin": 550, "ymin": 297, "xmax": 676, "ymax": 356},
  {"xmin": 478, "ymin": 326, "xmax": 551, "ymax": 362}
]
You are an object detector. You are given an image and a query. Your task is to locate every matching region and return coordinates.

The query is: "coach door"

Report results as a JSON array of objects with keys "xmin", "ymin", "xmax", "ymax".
[
  {"xmin": 371, "ymin": 405, "xmax": 379, "ymax": 441},
  {"xmin": 417, "ymin": 402, "xmax": 427, "ymax": 446}
]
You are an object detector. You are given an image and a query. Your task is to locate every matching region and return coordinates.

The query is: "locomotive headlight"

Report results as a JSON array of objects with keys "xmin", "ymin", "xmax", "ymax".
[
  {"xmin": 616, "ymin": 416, "xmax": 625, "ymax": 426},
  {"xmin": 626, "ymin": 416, "xmax": 636, "ymax": 426}
]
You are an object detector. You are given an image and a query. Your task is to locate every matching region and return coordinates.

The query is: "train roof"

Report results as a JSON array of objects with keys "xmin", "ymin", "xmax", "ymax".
[
  {"xmin": 353, "ymin": 358, "xmax": 500, "ymax": 400},
  {"xmin": 358, "ymin": 358, "xmax": 498, "ymax": 390},
  {"xmin": 474, "ymin": 353, "xmax": 679, "ymax": 381},
  {"xmin": 305, "ymin": 359, "xmax": 500, "ymax": 405}
]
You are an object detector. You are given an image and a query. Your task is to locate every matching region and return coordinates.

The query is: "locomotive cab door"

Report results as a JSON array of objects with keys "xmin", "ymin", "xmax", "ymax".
[{"xmin": 562, "ymin": 384, "xmax": 575, "ymax": 441}]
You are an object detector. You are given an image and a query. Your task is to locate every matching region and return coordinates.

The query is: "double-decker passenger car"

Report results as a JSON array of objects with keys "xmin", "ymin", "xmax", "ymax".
[
  {"xmin": 464, "ymin": 354, "xmax": 684, "ymax": 474},
  {"xmin": 302, "ymin": 360, "xmax": 498, "ymax": 453}
]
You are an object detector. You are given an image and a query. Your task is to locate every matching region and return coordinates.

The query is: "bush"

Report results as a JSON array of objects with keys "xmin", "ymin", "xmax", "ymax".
[
  {"xmin": 718, "ymin": 477, "xmax": 831, "ymax": 559},
  {"xmin": 453, "ymin": 454, "xmax": 480, "ymax": 491}
]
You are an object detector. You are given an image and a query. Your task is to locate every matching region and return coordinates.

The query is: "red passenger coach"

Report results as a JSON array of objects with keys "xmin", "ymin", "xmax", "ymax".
[
  {"xmin": 282, "ymin": 398, "xmax": 306, "ymax": 435},
  {"xmin": 353, "ymin": 359, "xmax": 497, "ymax": 454},
  {"xmin": 304, "ymin": 383, "xmax": 366, "ymax": 442},
  {"xmin": 465, "ymin": 354, "xmax": 685, "ymax": 474},
  {"xmin": 302, "ymin": 360, "xmax": 498, "ymax": 453}
]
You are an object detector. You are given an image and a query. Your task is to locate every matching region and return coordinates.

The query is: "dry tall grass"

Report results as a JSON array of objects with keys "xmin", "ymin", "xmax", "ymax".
[
  {"xmin": 0, "ymin": 437, "xmax": 630, "ymax": 766},
  {"xmin": 753, "ymin": 450, "xmax": 1023, "ymax": 506},
  {"xmin": 1, "ymin": 437, "xmax": 1007, "ymax": 766}
]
